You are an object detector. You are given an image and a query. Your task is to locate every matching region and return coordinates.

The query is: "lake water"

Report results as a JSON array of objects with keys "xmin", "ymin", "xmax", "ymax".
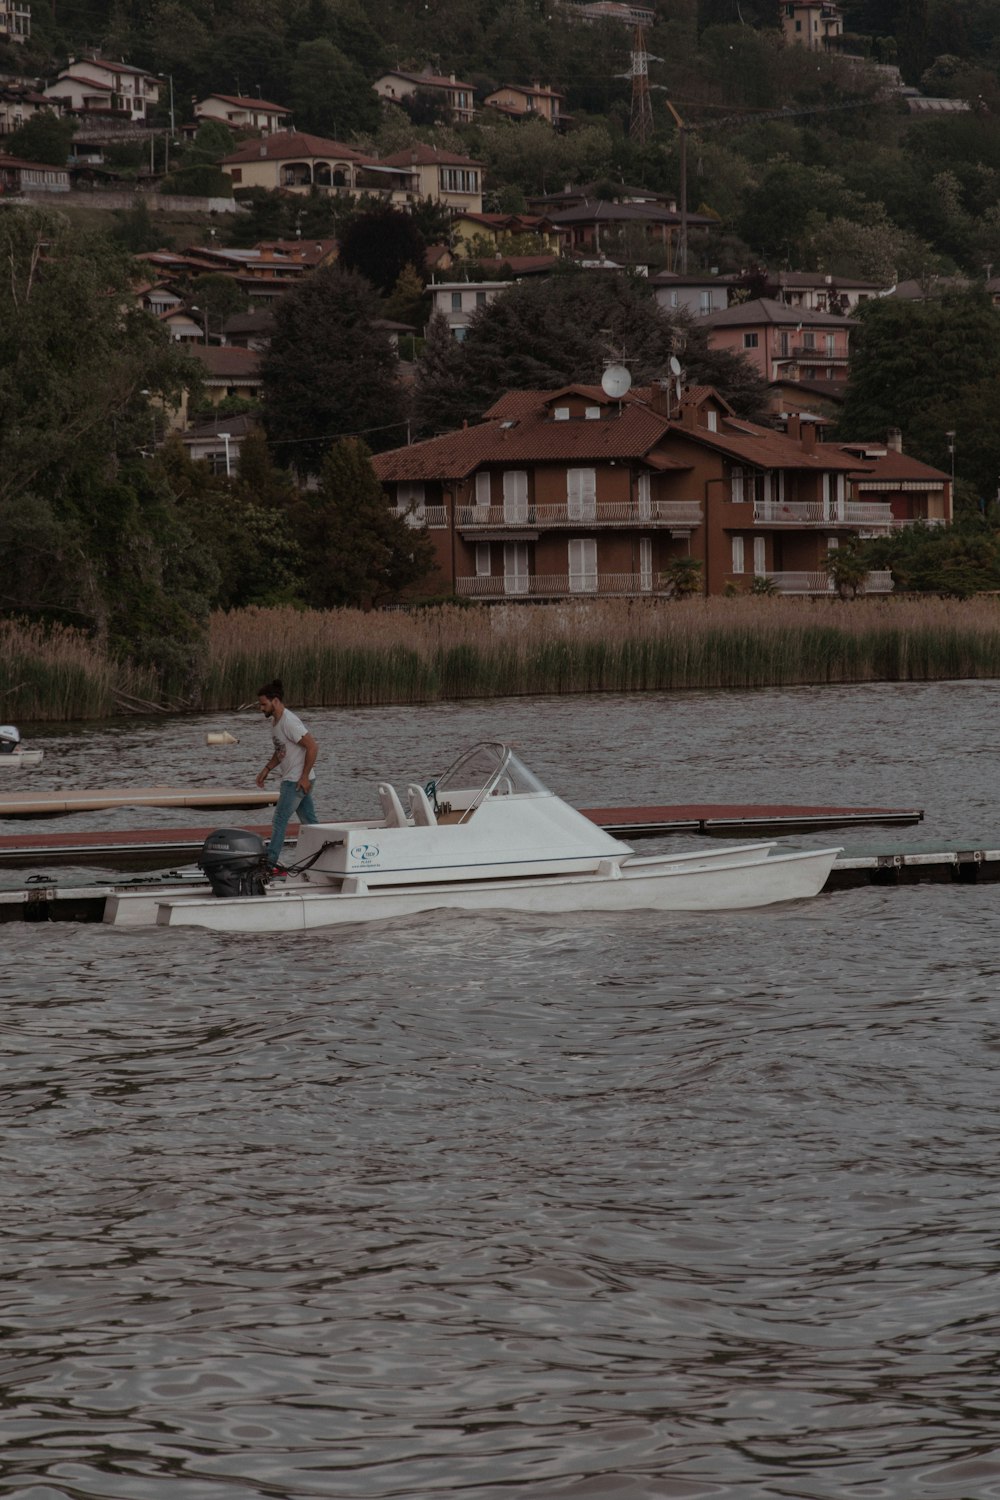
[{"xmin": 4, "ymin": 682, "xmax": 1000, "ymax": 1499}]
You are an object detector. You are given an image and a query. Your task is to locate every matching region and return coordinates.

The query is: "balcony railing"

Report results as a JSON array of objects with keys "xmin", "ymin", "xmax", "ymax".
[
  {"xmin": 762, "ymin": 569, "xmax": 894, "ymax": 596},
  {"xmin": 456, "ymin": 571, "xmax": 664, "ymax": 599},
  {"xmin": 891, "ymin": 515, "xmax": 947, "ymax": 529},
  {"xmin": 787, "ymin": 345, "xmax": 847, "ymax": 361},
  {"xmin": 753, "ymin": 501, "xmax": 893, "ymax": 529},
  {"xmin": 456, "ymin": 500, "xmax": 702, "ymax": 530},
  {"xmin": 390, "ymin": 505, "xmax": 448, "ymax": 529}
]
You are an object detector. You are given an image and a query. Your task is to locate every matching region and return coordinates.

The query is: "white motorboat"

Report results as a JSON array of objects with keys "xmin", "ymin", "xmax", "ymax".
[
  {"xmin": 0, "ymin": 726, "xmax": 42, "ymax": 767},
  {"xmin": 104, "ymin": 741, "xmax": 841, "ymax": 932}
]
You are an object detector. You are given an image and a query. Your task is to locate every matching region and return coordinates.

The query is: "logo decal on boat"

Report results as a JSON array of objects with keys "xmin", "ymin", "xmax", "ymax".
[{"xmin": 350, "ymin": 843, "xmax": 381, "ymax": 864}]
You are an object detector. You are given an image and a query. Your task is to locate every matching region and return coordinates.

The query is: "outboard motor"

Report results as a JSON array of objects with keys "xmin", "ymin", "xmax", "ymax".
[
  {"xmin": 0, "ymin": 724, "xmax": 20, "ymax": 755},
  {"xmin": 198, "ymin": 828, "xmax": 268, "ymax": 899}
]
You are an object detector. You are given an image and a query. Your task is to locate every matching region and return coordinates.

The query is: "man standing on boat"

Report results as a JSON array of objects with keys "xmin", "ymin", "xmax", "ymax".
[{"xmin": 255, "ymin": 679, "xmax": 319, "ymax": 873}]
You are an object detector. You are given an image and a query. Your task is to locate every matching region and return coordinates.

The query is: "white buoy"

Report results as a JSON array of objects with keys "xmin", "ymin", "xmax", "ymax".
[{"xmin": 206, "ymin": 731, "xmax": 239, "ymax": 746}]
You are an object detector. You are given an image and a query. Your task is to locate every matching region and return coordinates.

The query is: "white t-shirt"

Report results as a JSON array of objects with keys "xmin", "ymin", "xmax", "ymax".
[{"xmin": 271, "ymin": 708, "xmax": 314, "ymax": 785}]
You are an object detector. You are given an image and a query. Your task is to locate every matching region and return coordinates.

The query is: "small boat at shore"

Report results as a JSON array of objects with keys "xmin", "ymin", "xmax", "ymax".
[
  {"xmin": 0, "ymin": 725, "xmax": 42, "ymax": 768},
  {"xmin": 104, "ymin": 741, "xmax": 841, "ymax": 932}
]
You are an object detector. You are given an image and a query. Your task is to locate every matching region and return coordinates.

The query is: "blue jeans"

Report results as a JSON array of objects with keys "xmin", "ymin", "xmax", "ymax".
[{"xmin": 268, "ymin": 779, "xmax": 318, "ymax": 867}]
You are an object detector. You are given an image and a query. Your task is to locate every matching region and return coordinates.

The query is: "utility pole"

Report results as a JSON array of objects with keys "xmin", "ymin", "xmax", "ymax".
[{"xmin": 665, "ymin": 100, "xmax": 687, "ymax": 274}]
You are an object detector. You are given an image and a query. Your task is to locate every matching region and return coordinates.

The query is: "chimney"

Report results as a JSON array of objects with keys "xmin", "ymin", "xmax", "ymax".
[
  {"xmin": 886, "ymin": 426, "xmax": 902, "ymax": 453},
  {"xmin": 801, "ymin": 423, "xmax": 817, "ymax": 452},
  {"xmin": 680, "ymin": 400, "xmax": 698, "ymax": 430},
  {"xmin": 786, "ymin": 413, "xmax": 801, "ymax": 441}
]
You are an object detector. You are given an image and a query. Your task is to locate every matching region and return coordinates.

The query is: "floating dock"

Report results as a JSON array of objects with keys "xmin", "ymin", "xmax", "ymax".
[
  {"xmin": 0, "ymin": 796, "xmax": 952, "ymax": 923},
  {"xmin": 0, "ymin": 842, "xmax": 995, "ymax": 923},
  {"xmin": 0, "ymin": 801, "xmax": 923, "ymax": 871},
  {"xmin": 0, "ymin": 786, "xmax": 277, "ymax": 819}
]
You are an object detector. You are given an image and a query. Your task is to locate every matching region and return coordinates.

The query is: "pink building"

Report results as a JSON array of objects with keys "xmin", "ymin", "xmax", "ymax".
[{"xmin": 701, "ymin": 297, "xmax": 855, "ymax": 387}]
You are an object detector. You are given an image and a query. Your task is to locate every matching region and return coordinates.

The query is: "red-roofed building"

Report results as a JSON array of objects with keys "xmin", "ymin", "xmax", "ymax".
[
  {"xmin": 0, "ymin": 153, "xmax": 69, "ymax": 192},
  {"xmin": 373, "ymin": 67, "xmax": 475, "ymax": 124},
  {"xmin": 702, "ymin": 297, "xmax": 856, "ymax": 388},
  {"xmin": 371, "ymin": 383, "xmax": 896, "ymax": 599},
  {"xmin": 195, "ymin": 94, "xmax": 292, "ymax": 135},
  {"xmin": 483, "ymin": 82, "xmax": 566, "ymax": 127},
  {"xmin": 43, "ymin": 57, "xmax": 158, "ymax": 121},
  {"xmin": 377, "ymin": 142, "xmax": 484, "ymax": 212},
  {"xmin": 221, "ymin": 131, "xmax": 380, "ymax": 196},
  {"xmin": 836, "ymin": 431, "xmax": 952, "ymax": 529}
]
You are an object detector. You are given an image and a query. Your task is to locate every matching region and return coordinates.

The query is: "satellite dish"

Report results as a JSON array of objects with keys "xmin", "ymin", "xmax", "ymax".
[
  {"xmin": 601, "ymin": 364, "xmax": 632, "ymax": 399},
  {"xmin": 668, "ymin": 355, "xmax": 682, "ymax": 377}
]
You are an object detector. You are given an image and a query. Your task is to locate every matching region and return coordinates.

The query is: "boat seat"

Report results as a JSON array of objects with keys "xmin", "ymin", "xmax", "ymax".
[
  {"xmin": 407, "ymin": 783, "xmax": 438, "ymax": 826},
  {"xmin": 378, "ymin": 782, "xmax": 409, "ymax": 828}
]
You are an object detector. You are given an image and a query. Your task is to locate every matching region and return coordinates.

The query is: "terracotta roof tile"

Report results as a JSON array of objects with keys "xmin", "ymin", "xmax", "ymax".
[
  {"xmin": 222, "ymin": 132, "xmax": 370, "ymax": 164},
  {"xmin": 380, "ymin": 143, "xmax": 483, "ymax": 168},
  {"xmin": 185, "ymin": 346, "xmax": 261, "ymax": 378},
  {"xmin": 701, "ymin": 297, "xmax": 857, "ymax": 329}
]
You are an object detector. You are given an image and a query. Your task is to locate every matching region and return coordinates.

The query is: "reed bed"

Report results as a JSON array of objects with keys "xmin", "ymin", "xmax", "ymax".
[
  {"xmin": 200, "ymin": 596, "xmax": 1000, "ymax": 710},
  {"xmin": 0, "ymin": 619, "xmax": 159, "ymax": 723},
  {"xmin": 7, "ymin": 599, "xmax": 1000, "ymax": 723}
]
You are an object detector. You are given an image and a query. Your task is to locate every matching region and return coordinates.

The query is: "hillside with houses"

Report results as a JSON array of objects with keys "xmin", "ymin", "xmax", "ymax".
[{"xmin": 4, "ymin": 0, "xmax": 1000, "ymax": 679}]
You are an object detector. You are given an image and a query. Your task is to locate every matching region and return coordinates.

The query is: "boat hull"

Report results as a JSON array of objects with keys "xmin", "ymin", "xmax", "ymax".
[
  {"xmin": 104, "ymin": 845, "xmax": 841, "ymax": 932},
  {"xmin": 0, "ymin": 750, "xmax": 43, "ymax": 768}
]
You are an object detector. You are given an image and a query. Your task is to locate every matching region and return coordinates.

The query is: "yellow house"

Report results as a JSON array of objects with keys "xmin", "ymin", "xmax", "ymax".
[
  {"xmin": 781, "ymin": 1, "xmax": 844, "ymax": 50},
  {"xmin": 377, "ymin": 143, "xmax": 484, "ymax": 213},
  {"xmin": 453, "ymin": 211, "xmax": 560, "ymax": 254},
  {"xmin": 221, "ymin": 131, "xmax": 376, "ymax": 195}
]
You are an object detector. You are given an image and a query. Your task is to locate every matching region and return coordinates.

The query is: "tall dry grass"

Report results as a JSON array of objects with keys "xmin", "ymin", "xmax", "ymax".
[
  {"xmin": 7, "ymin": 599, "xmax": 1000, "ymax": 722},
  {"xmin": 200, "ymin": 597, "xmax": 1000, "ymax": 709},
  {"xmin": 0, "ymin": 619, "xmax": 159, "ymax": 722}
]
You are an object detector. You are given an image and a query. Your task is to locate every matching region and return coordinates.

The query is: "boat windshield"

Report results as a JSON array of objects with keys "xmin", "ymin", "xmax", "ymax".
[{"xmin": 434, "ymin": 742, "xmax": 551, "ymax": 800}]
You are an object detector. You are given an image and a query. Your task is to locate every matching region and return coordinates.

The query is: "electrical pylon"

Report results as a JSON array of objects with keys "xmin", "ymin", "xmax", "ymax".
[{"xmin": 629, "ymin": 24, "xmax": 654, "ymax": 144}]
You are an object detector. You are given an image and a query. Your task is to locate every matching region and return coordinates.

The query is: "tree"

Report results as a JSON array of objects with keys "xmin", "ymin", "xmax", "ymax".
[
  {"xmin": 6, "ymin": 112, "xmax": 75, "ymax": 165},
  {"xmin": 662, "ymin": 555, "xmax": 703, "ymax": 597},
  {"xmin": 291, "ymin": 438, "xmax": 436, "ymax": 607},
  {"xmin": 382, "ymin": 263, "xmax": 427, "ymax": 327},
  {"xmin": 159, "ymin": 438, "xmax": 303, "ymax": 609},
  {"xmin": 288, "ymin": 38, "xmax": 380, "ymax": 136},
  {"xmin": 838, "ymin": 293, "xmax": 1000, "ymax": 480},
  {"xmin": 261, "ymin": 264, "xmax": 408, "ymax": 473},
  {"xmin": 825, "ymin": 539, "xmax": 870, "ymax": 599},
  {"xmin": 411, "ymin": 310, "xmax": 469, "ymax": 436},
  {"xmin": 338, "ymin": 206, "xmax": 428, "ymax": 296},
  {"xmin": 447, "ymin": 269, "xmax": 768, "ymax": 425},
  {"xmin": 0, "ymin": 208, "xmax": 211, "ymax": 681}
]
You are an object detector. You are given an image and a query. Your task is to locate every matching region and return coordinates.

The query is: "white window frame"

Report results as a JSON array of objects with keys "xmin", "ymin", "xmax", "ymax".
[
  {"xmin": 475, "ymin": 541, "xmax": 491, "ymax": 576},
  {"xmin": 639, "ymin": 536, "xmax": 653, "ymax": 592},
  {"xmin": 732, "ymin": 535, "xmax": 745, "ymax": 575},
  {"xmin": 568, "ymin": 537, "xmax": 597, "ymax": 593},
  {"xmin": 753, "ymin": 536, "xmax": 766, "ymax": 575},
  {"xmin": 567, "ymin": 467, "xmax": 596, "ymax": 521},
  {"xmin": 504, "ymin": 541, "xmax": 529, "ymax": 594},
  {"xmin": 731, "ymin": 467, "xmax": 744, "ymax": 504},
  {"xmin": 475, "ymin": 471, "xmax": 491, "ymax": 507},
  {"xmin": 502, "ymin": 469, "xmax": 528, "ymax": 522}
]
